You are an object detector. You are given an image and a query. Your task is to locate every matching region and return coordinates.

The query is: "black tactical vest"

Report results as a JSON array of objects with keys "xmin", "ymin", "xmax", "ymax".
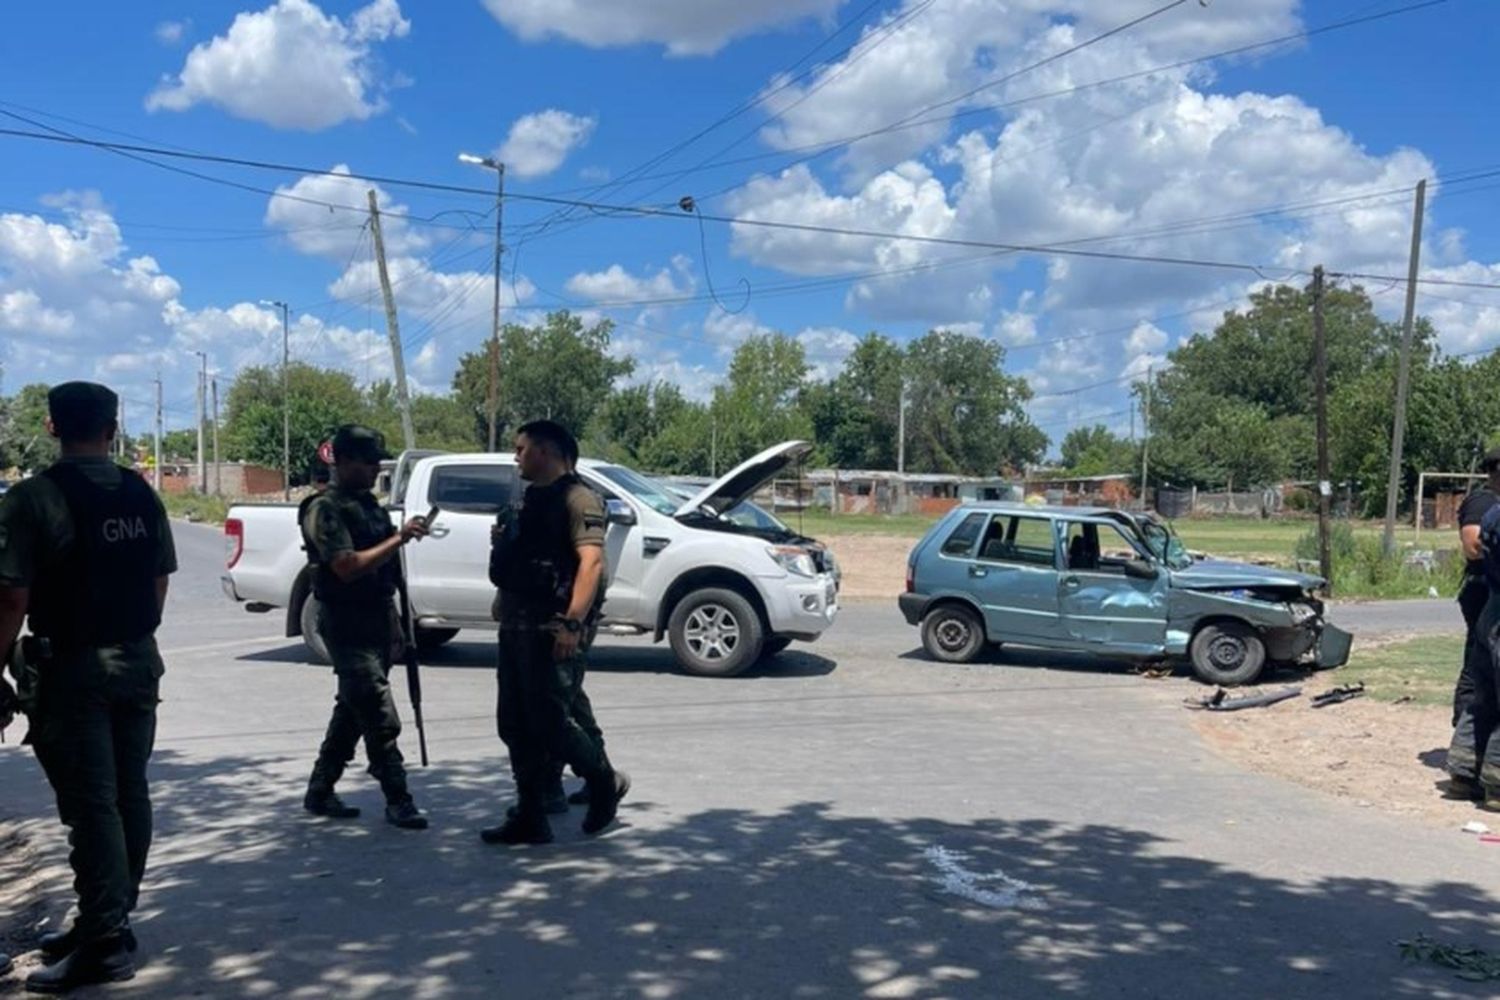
[
  {"xmin": 31, "ymin": 463, "xmax": 162, "ymax": 646},
  {"xmin": 490, "ymin": 474, "xmax": 588, "ymax": 613},
  {"xmin": 300, "ymin": 489, "xmax": 398, "ymax": 607}
]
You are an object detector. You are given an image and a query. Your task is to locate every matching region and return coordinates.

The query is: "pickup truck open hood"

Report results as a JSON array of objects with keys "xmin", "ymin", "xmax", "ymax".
[
  {"xmin": 1171, "ymin": 559, "xmax": 1324, "ymax": 592},
  {"xmin": 674, "ymin": 440, "xmax": 813, "ymax": 518}
]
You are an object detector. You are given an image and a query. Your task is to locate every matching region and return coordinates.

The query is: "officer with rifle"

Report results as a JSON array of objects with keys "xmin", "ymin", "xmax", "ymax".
[
  {"xmin": 0, "ymin": 381, "xmax": 175, "ymax": 992},
  {"xmin": 300, "ymin": 425, "xmax": 430, "ymax": 829}
]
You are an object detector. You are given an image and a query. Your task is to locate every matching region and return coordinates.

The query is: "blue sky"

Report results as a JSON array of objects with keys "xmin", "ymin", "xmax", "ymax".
[{"xmin": 0, "ymin": 0, "xmax": 1496, "ymax": 449}]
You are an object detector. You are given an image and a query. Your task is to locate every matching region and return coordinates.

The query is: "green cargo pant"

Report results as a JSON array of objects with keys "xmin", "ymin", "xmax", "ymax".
[
  {"xmin": 31, "ymin": 639, "xmax": 162, "ymax": 943},
  {"xmin": 311, "ymin": 607, "xmax": 409, "ymax": 802},
  {"xmin": 1449, "ymin": 593, "xmax": 1500, "ymax": 790}
]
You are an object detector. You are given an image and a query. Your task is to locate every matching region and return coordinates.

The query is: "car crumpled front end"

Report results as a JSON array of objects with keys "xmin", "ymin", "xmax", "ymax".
[{"xmin": 1166, "ymin": 578, "xmax": 1352, "ymax": 668}]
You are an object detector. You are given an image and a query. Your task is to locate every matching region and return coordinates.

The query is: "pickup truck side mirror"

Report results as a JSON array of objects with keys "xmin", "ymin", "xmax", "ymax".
[
  {"xmin": 606, "ymin": 499, "xmax": 637, "ymax": 527},
  {"xmin": 1123, "ymin": 558, "xmax": 1159, "ymax": 580}
]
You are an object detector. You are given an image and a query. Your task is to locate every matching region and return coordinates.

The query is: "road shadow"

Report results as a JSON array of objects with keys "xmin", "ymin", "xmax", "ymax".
[
  {"xmin": 2, "ymin": 749, "xmax": 1495, "ymax": 998},
  {"xmin": 1419, "ymin": 747, "xmax": 1450, "ymax": 771},
  {"xmin": 896, "ymin": 644, "xmax": 1154, "ymax": 678}
]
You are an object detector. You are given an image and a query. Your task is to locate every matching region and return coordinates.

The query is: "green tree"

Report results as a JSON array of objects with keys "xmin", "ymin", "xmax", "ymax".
[
  {"xmin": 0, "ymin": 383, "xmax": 58, "ymax": 471},
  {"xmin": 710, "ymin": 333, "xmax": 814, "ymax": 470},
  {"xmin": 590, "ymin": 381, "xmax": 695, "ymax": 466},
  {"xmin": 1059, "ymin": 424, "xmax": 1137, "ymax": 476},
  {"xmin": 453, "ymin": 311, "xmax": 634, "ymax": 446},
  {"xmin": 223, "ymin": 363, "xmax": 365, "ymax": 485},
  {"xmin": 805, "ymin": 333, "xmax": 904, "ymax": 469},
  {"xmin": 903, "ymin": 329, "xmax": 1043, "ymax": 474},
  {"xmin": 363, "ymin": 381, "xmax": 479, "ymax": 454}
]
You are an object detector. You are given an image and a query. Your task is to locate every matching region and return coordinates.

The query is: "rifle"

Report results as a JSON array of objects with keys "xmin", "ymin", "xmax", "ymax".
[{"xmin": 394, "ymin": 561, "xmax": 430, "ymax": 767}]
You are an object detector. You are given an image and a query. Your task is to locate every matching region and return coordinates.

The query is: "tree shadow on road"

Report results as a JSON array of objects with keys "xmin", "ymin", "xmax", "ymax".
[{"xmin": 3, "ymin": 749, "xmax": 1497, "ymax": 999}]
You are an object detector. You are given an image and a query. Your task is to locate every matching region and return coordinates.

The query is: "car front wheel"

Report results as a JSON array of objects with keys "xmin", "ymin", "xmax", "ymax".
[
  {"xmin": 921, "ymin": 604, "xmax": 985, "ymax": 663},
  {"xmin": 668, "ymin": 588, "xmax": 765, "ymax": 677},
  {"xmin": 1189, "ymin": 621, "xmax": 1267, "ymax": 686}
]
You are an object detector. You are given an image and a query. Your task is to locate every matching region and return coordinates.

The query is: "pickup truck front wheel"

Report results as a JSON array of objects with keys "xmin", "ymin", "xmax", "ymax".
[
  {"xmin": 299, "ymin": 595, "xmax": 331, "ymax": 666},
  {"xmin": 668, "ymin": 588, "xmax": 764, "ymax": 677}
]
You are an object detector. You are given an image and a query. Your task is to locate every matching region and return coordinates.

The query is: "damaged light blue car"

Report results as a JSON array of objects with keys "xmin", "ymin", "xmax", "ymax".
[{"xmin": 899, "ymin": 504, "xmax": 1353, "ymax": 686}]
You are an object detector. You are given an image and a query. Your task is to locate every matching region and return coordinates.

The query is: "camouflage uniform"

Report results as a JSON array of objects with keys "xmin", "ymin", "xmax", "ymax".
[{"xmin": 0, "ymin": 454, "xmax": 175, "ymax": 945}]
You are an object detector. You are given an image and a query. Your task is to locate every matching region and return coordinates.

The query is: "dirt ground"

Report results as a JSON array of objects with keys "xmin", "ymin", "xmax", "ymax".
[{"xmin": 824, "ymin": 533, "xmax": 911, "ymax": 599}]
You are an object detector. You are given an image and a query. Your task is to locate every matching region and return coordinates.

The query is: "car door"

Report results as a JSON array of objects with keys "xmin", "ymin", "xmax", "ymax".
[
  {"xmin": 1056, "ymin": 519, "xmax": 1167, "ymax": 653},
  {"xmin": 576, "ymin": 471, "xmax": 644, "ymax": 623},
  {"xmin": 968, "ymin": 513, "xmax": 1063, "ymax": 641},
  {"xmin": 404, "ymin": 461, "xmax": 520, "ymax": 624}
]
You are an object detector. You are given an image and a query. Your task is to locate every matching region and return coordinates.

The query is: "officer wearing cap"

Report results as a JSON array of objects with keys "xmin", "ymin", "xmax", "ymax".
[
  {"xmin": 0, "ymin": 381, "xmax": 176, "ymax": 992},
  {"xmin": 1443, "ymin": 447, "xmax": 1500, "ymax": 801},
  {"xmin": 300, "ymin": 425, "xmax": 430, "ymax": 829}
]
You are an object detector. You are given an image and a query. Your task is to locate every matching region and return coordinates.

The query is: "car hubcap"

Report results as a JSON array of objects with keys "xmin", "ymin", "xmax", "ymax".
[
  {"xmin": 686, "ymin": 604, "xmax": 740, "ymax": 661},
  {"xmin": 935, "ymin": 617, "xmax": 971, "ymax": 652},
  {"xmin": 1208, "ymin": 634, "xmax": 1247, "ymax": 669}
]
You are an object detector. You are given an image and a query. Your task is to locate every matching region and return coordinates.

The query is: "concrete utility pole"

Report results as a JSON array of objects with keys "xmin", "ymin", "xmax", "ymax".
[
  {"xmin": 195, "ymin": 351, "xmax": 207, "ymax": 494},
  {"xmin": 1139, "ymin": 366, "xmax": 1152, "ymax": 510},
  {"xmin": 154, "ymin": 374, "xmax": 163, "ymax": 491},
  {"xmin": 1382, "ymin": 179, "xmax": 1427, "ymax": 553},
  {"xmin": 459, "ymin": 153, "xmax": 506, "ymax": 452},
  {"xmin": 1313, "ymin": 266, "xmax": 1333, "ymax": 592},
  {"xmin": 367, "ymin": 190, "xmax": 416, "ymax": 453},
  {"xmin": 261, "ymin": 300, "xmax": 292, "ymax": 499},
  {"xmin": 897, "ymin": 382, "xmax": 908, "ymax": 474},
  {"xmin": 211, "ymin": 375, "xmax": 221, "ymax": 496}
]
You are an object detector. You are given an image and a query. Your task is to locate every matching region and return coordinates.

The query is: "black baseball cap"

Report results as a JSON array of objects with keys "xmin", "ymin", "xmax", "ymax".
[
  {"xmin": 48, "ymin": 381, "xmax": 118, "ymax": 438},
  {"xmin": 331, "ymin": 424, "xmax": 391, "ymax": 463},
  {"xmin": 1483, "ymin": 447, "xmax": 1500, "ymax": 473}
]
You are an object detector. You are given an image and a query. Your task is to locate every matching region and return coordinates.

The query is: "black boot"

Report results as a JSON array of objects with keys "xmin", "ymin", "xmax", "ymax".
[
  {"xmin": 304, "ymin": 789, "xmax": 361, "ymax": 819},
  {"xmin": 25, "ymin": 935, "xmax": 134, "ymax": 993},
  {"xmin": 582, "ymin": 770, "xmax": 631, "ymax": 836},
  {"xmin": 480, "ymin": 811, "xmax": 554, "ymax": 845},
  {"xmin": 38, "ymin": 924, "xmax": 137, "ymax": 962},
  {"xmin": 385, "ymin": 797, "xmax": 429, "ymax": 830}
]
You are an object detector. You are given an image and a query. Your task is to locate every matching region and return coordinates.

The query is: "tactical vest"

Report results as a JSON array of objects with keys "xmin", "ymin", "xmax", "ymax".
[
  {"xmin": 490, "ymin": 474, "xmax": 592, "ymax": 614},
  {"xmin": 30, "ymin": 463, "xmax": 162, "ymax": 646},
  {"xmin": 300, "ymin": 489, "xmax": 398, "ymax": 607}
]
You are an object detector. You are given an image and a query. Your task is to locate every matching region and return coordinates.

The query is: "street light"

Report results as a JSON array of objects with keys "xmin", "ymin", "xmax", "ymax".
[
  {"xmin": 261, "ymin": 299, "xmax": 291, "ymax": 499},
  {"xmin": 459, "ymin": 151, "xmax": 505, "ymax": 452}
]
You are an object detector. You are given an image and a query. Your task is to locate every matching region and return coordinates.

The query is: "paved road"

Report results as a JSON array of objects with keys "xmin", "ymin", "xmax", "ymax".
[{"xmin": 0, "ymin": 522, "xmax": 1490, "ymax": 999}]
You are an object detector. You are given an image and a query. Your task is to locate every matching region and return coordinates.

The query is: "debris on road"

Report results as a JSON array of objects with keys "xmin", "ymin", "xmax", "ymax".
[
  {"xmin": 1399, "ymin": 933, "xmax": 1500, "ymax": 982},
  {"xmin": 1311, "ymin": 682, "xmax": 1367, "ymax": 708},
  {"xmin": 1462, "ymin": 821, "xmax": 1492, "ymax": 835},
  {"xmin": 923, "ymin": 846, "xmax": 1045, "ymax": 911},
  {"xmin": 1184, "ymin": 686, "xmax": 1302, "ymax": 712}
]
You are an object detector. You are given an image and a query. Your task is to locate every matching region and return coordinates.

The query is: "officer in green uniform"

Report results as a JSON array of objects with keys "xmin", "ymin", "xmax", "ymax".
[
  {"xmin": 300, "ymin": 425, "xmax": 429, "ymax": 830},
  {"xmin": 0, "ymin": 381, "xmax": 175, "ymax": 993},
  {"xmin": 483, "ymin": 420, "xmax": 628, "ymax": 845}
]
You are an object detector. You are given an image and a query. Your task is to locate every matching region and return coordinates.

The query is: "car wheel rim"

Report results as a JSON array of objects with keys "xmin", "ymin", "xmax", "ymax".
[
  {"xmin": 1208, "ymin": 633, "xmax": 1247, "ymax": 669},
  {"xmin": 686, "ymin": 604, "xmax": 740, "ymax": 661},
  {"xmin": 935, "ymin": 617, "xmax": 971, "ymax": 652}
]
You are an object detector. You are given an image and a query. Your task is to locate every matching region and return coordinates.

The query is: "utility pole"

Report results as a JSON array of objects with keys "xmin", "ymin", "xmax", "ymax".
[
  {"xmin": 261, "ymin": 300, "xmax": 292, "ymax": 499},
  {"xmin": 366, "ymin": 190, "xmax": 416, "ymax": 452},
  {"xmin": 1382, "ymin": 179, "xmax": 1427, "ymax": 553},
  {"xmin": 153, "ymin": 374, "xmax": 163, "ymax": 491},
  {"xmin": 1139, "ymin": 366, "xmax": 1152, "ymax": 510},
  {"xmin": 116, "ymin": 398, "xmax": 125, "ymax": 460},
  {"xmin": 1313, "ymin": 266, "xmax": 1333, "ymax": 592},
  {"xmin": 211, "ymin": 375, "xmax": 221, "ymax": 497},
  {"xmin": 195, "ymin": 351, "xmax": 207, "ymax": 494},
  {"xmin": 897, "ymin": 382, "xmax": 908, "ymax": 474},
  {"xmin": 459, "ymin": 153, "xmax": 505, "ymax": 452}
]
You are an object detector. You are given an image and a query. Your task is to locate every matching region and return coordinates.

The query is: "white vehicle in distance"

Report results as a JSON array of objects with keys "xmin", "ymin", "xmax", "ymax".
[{"xmin": 222, "ymin": 441, "xmax": 840, "ymax": 676}]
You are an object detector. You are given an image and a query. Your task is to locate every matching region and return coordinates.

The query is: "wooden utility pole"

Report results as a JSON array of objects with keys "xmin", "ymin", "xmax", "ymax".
[
  {"xmin": 897, "ymin": 383, "xmax": 908, "ymax": 474},
  {"xmin": 153, "ymin": 374, "xmax": 163, "ymax": 491},
  {"xmin": 211, "ymin": 375, "xmax": 221, "ymax": 496},
  {"xmin": 1139, "ymin": 366, "xmax": 1152, "ymax": 510},
  {"xmin": 1381, "ymin": 179, "xmax": 1427, "ymax": 553},
  {"xmin": 195, "ymin": 351, "xmax": 207, "ymax": 494},
  {"xmin": 486, "ymin": 165, "xmax": 506, "ymax": 453},
  {"xmin": 1313, "ymin": 266, "xmax": 1333, "ymax": 592},
  {"xmin": 367, "ymin": 191, "xmax": 416, "ymax": 454}
]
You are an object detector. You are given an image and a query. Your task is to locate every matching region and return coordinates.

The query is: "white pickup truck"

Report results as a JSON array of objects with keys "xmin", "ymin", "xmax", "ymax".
[{"xmin": 222, "ymin": 441, "xmax": 840, "ymax": 676}]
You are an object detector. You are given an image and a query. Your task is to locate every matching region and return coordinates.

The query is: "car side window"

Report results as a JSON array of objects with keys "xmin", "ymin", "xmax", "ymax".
[
  {"xmin": 979, "ymin": 515, "xmax": 1056, "ymax": 567},
  {"xmin": 941, "ymin": 512, "xmax": 987, "ymax": 556},
  {"xmin": 1064, "ymin": 521, "xmax": 1146, "ymax": 573},
  {"xmin": 428, "ymin": 464, "xmax": 518, "ymax": 513}
]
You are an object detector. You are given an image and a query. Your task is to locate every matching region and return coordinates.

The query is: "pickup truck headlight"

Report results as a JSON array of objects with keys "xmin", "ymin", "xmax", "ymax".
[{"xmin": 767, "ymin": 545, "xmax": 818, "ymax": 578}]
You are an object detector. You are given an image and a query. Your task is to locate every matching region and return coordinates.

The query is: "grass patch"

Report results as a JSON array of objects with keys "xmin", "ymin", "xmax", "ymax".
[
  {"xmin": 1332, "ymin": 634, "xmax": 1464, "ymax": 707},
  {"xmin": 794, "ymin": 511, "xmax": 940, "ymax": 538},
  {"xmin": 162, "ymin": 492, "xmax": 229, "ymax": 526}
]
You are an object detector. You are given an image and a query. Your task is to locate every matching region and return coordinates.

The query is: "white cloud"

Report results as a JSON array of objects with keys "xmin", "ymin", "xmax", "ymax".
[
  {"xmin": 496, "ymin": 110, "xmax": 598, "ymax": 180},
  {"xmin": 146, "ymin": 0, "xmax": 410, "ymax": 130},
  {"xmin": 264, "ymin": 165, "xmax": 429, "ymax": 260},
  {"xmin": 482, "ymin": 0, "xmax": 842, "ymax": 57},
  {"xmin": 154, "ymin": 20, "xmax": 189, "ymax": 45},
  {"xmin": 564, "ymin": 259, "xmax": 692, "ymax": 304}
]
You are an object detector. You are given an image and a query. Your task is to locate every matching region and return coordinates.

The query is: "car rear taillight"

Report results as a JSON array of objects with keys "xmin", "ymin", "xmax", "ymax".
[
  {"xmin": 905, "ymin": 563, "xmax": 915, "ymax": 593},
  {"xmin": 225, "ymin": 518, "xmax": 244, "ymax": 570}
]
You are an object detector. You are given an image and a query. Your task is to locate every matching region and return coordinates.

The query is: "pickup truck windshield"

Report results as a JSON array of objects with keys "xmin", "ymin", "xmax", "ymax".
[
  {"xmin": 1140, "ymin": 518, "xmax": 1192, "ymax": 569},
  {"xmin": 595, "ymin": 465, "xmax": 682, "ymax": 516}
]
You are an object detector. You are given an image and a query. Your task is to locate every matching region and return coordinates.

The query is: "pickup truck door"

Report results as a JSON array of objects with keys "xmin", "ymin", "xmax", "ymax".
[
  {"xmin": 576, "ymin": 473, "xmax": 643, "ymax": 623},
  {"xmin": 403, "ymin": 462, "xmax": 520, "ymax": 624}
]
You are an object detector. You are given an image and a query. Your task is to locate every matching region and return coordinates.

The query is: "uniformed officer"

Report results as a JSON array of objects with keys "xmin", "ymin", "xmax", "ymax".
[
  {"xmin": 301, "ymin": 425, "xmax": 429, "ymax": 830},
  {"xmin": 1448, "ymin": 499, "xmax": 1500, "ymax": 811},
  {"xmin": 0, "ymin": 381, "xmax": 176, "ymax": 992},
  {"xmin": 483, "ymin": 420, "xmax": 628, "ymax": 845},
  {"xmin": 1444, "ymin": 449, "xmax": 1500, "ymax": 801}
]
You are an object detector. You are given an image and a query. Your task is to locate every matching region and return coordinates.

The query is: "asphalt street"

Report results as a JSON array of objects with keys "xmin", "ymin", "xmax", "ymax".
[{"xmin": 0, "ymin": 521, "xmax": 1494, "ymax": 999}]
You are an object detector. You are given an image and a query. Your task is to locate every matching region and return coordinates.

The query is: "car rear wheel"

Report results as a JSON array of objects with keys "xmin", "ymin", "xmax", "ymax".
[
  {"xmin": 668, "ymin": 588, "xmax": 765, "ymax": 677},
  {"xmin": 1189, "ymin": 621, "xmax": 1266, "ymax": 686},
  {"xmin": 921, "ymin": 604, "xmax": 985, "ymax": 663},
  {"xmin": 299, "ymin": 595, "xmax": 331, "ymax": 665}
]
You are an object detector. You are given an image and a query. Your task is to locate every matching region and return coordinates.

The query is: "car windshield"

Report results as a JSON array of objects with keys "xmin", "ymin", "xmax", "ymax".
[
  {"xmin": 594, "ymin": 465, "xmax": 682, "ymax": 516},
  {"xmin": 1140, "ymin": 517, "xmax": 1192, "ymax": 569}
]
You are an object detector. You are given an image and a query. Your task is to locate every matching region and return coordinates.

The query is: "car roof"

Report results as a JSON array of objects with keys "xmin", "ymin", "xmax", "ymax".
[{"xmin": 954, "ymin": 502, "xmax": 1136, "ymax": 520}]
